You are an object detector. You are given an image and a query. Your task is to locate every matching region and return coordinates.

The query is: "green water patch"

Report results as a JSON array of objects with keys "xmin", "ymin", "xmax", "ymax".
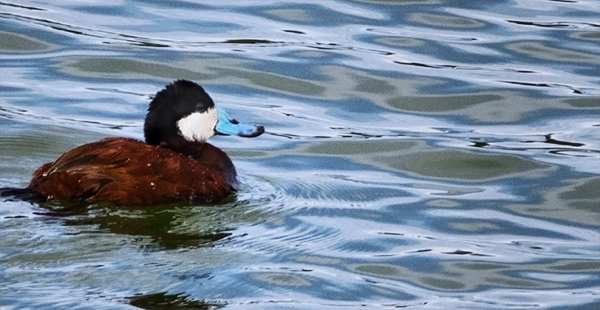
[{"xmin": 0, "ymin": 31, "xmax": 56, "ymax": 52}]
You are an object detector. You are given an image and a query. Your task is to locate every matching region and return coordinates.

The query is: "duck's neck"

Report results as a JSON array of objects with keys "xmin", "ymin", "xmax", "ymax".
[{"xmin": 159, "ymin": 136, "xmax": 238, "ymax": 189}]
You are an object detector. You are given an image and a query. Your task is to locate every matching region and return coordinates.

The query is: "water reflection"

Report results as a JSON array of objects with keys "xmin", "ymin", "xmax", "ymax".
[
  {"xmin": 506, "ymin": 41, "xmax": 600, "ymax": 65},
  {"xmin": 128, "ymin": 292, "xmax": 223, "ymax": 310},
  {"xmin": 407, "ymin": 12, "xmax": 486, "ymax": 28},
  {"xmin": 508, "ymin": 176, "xmax": 600, "ymax": 227},
  {"xmin": 306, "ymin": 140, "xmax": 551, "ymax": 180},
  {"xmin": 0, "ymin": 31, "xmax": 56, "ymax": 52},
  {"xmin": 60, "ymin": 204, "xmax": 236, "ymax": 250}
]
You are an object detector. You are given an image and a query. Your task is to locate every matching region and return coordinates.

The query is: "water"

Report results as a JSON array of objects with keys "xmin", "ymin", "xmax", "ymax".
[{"xmin": 1, "ymin": 0, "xmax": 599, "ymax": 309}]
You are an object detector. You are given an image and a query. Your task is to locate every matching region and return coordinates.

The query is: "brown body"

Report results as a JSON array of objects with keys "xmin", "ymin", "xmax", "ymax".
[{"xmin": 29, "ymin": 137, "xmax": 238, "ymax": 205}]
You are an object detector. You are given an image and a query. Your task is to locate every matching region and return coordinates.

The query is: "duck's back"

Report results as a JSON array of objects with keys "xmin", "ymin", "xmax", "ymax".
[{"xmin": 29, "ymin": 137, "xmax": 235, "ymax": 205}]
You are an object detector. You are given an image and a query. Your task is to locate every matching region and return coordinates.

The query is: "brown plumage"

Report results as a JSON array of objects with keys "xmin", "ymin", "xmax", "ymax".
[{"xmin": 29, "ymin": 137, "xmax": 234, "ymax": 205}]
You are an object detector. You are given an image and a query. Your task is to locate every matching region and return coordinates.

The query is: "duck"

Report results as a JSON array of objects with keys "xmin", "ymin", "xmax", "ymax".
[{"xmin": 25, "ymin": 80, "xmax": 264, "ymax": 206}]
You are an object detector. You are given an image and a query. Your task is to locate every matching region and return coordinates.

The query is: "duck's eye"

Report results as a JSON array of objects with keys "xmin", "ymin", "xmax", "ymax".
[{"xmin": 231, "ymin": 119, "xmax": 239, "ymax": 124}]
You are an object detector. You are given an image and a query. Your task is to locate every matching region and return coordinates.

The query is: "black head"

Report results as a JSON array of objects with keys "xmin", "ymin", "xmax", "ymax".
[
  {"xmin": 144, "ymin": 80, "xmax": 264, "ymax": 146},
  {"xmin": 144, "ymin": 80, "xmax": 214, "ymax": 145}
]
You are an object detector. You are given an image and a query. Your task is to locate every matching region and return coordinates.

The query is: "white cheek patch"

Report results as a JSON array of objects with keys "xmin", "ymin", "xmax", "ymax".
[{"xmin": 176, "ymin": 107, "xmax": 218, "ymax": 142}]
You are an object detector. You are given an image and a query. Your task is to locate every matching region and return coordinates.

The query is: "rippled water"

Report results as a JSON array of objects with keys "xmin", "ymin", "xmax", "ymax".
[{"xmin": 1, "ymin": 0, "xmax": 599, "ymax": 309}]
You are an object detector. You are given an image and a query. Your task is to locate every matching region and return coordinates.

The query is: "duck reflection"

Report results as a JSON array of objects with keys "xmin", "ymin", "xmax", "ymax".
[{"xmin": 35, "ymin": 200, "xmax": 260, "ymax": 249}]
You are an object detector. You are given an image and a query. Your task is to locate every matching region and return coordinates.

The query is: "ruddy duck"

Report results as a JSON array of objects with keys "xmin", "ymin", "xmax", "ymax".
[{"xmin": 24, "ymin": 80, "xmax": 264, "ymax": 205}]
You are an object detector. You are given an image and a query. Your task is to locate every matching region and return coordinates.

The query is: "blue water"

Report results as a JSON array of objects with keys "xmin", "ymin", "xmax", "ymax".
[{"xmin": 1, "ymin": 0, "xmax": 599, "ymax": 309}]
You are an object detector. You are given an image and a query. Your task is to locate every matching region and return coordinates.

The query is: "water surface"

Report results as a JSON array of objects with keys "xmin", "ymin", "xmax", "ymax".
[{"xmin": 1, "ymin": 0, "xmax": 599, "ymax": 309}]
